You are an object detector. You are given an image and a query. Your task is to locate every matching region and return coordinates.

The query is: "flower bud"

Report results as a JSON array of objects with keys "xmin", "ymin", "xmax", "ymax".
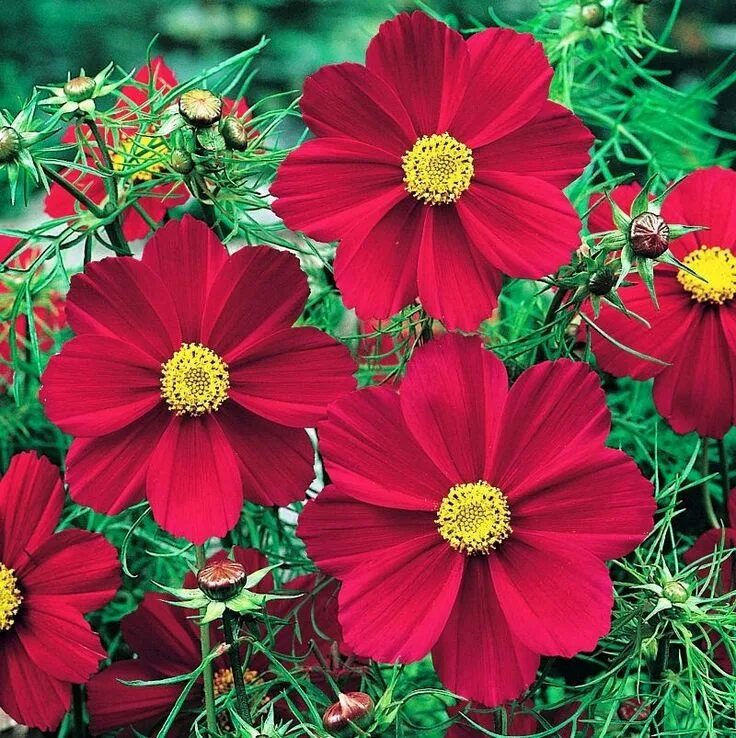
[
  {"xmin": 220, "ymin": 116, "xmax": 249, "ymax": 151},
  {"xmin": 179, "ymin": 89, "xmax": 222, "ymax": 128},
  {"xmin": 629, "ymin": 212, "xmax": 670, "ymax": 258},
  {"xmin": 617, "ymin": 698, "xmax": 651, "ymax": 721},
  {"xmin": 0, "ymin": 127, "xmax": 21, "ymax": 164},
  {"xmin": 588, "ymin": 266, "xmax": 616, "ymax": 295},
  {"xmin": 322, "ymin": 692, "xmax": 374, "ymax": 735},
  {"xmin": 663, "ymin": 580, "xmax": 689, "ymax": 604},
  {"xmin": 64, "ymin": 76, "xmax": 96, "ymax": 102},
  {"xmin": 170, "ymin": 149, "xmax": 195, "ymax": 174},
  {"xmin": 581, "ymin": 3, "xmax": 606, "ymax": 27},
  {"xmin": 197, "ymin": 559, "xmax": 247, "ymax": 602}
]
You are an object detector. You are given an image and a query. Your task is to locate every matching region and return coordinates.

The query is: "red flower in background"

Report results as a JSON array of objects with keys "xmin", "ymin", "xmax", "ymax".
[
  {"xmin": 0, "ymin": 237, "xmax": 65, "ymax": 391},
  {"xmin": 0, "ymin": 453, "xmax": 120, "ymax": 730},
  {"xmin": 272, "ymin": 11, "xmax": 592, "ymax": 331},
  {"xmin": 586, "ymin": 167, "xmax": 736, "ymax": 438},
  {"xmin": 41, "ymin": 216, "xmax": 356, "ymax": 543},
  {"xmin": 298, "ymin": 334, "xmax": 654, "ymax": 706}
]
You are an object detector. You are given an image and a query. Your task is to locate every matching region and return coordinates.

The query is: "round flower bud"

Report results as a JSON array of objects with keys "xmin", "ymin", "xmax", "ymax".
[
  {"xmin": 662, "ymin": 580, "xmax": 689, "ymax": 604},
  {"xmin": 220, "ymin": 116, "xmax": 249, "ymax": 151},
  {"xmin": 581, "ymin": 3, "xmax": 606, "ymax": 27},
  {"xmin": 629, "ymin": 212, "xmax": 670, "ymax": 258},
  {"xmin": 617, "ymin": 698, "xmax": 651, "ymax": 721},
  {"xmin": 322, "ymin": 692, "xmax": 374, "ymax": 735},
  {"xmin": 588, "ymin": 266, "xmax": 616, "ymax": 295},
  {"xmin": 64, "ymin": 76, "xmax": 96, "ymax": 102},
  {"xmin": 197, "ymin": 559, "xmax": 247, "ymax": 602},
  {"xmin": 179, "ymin": 89, "xmax": 223, "ymax": 128},
  {"xmin": 0, "ymin": 127, "xmax": 21, "ymax": 164},
  {"xmin": 170, "ymin": 149, "xmax": 195, "ymax": 174}
]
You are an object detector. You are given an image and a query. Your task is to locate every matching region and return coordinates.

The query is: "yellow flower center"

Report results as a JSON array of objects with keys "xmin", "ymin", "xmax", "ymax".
[
  {"xmin": 111, "ymin": 134, "xmax": 167, "ymax": 184},
  {"xmin": 436, "ymin": 481, "xmax": 512, "ymax": 555},
  {"xmin": 677, "ymin": 246, "xmax": 736, "ymax": 304},
  {"xmin": 0, "ymin": 562, "xmax": 22, "ymax": 632},
  {"xmin": 402, "ymin": 132, "xmax": 474, "ymax": 205},
  {"xmin": 160, "ymin": 343, "xmax": 229, "ymax": 416}
]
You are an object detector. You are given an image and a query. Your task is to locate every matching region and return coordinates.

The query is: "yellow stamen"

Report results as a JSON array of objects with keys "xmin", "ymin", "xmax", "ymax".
[
  {"xmin": 160, "ymin": 343, "xmax": 229, "ymax": 416},
  {"xmin": 0, "ymin": 562, "xmax": 22, "ymax": 632},
  {"xmin": 436, "ymin": 481, "xmax": 512, "ymax": 555},
  {"xmin": 402, "ymin": 132, "xmax": 474, "ymax": 205},
  {"xmin": 678, "ymin": 245, "xmax": 736, "ymax": 304},
  {"xmin": 111, "ymin": 134, "xmax": 167, "ymax": 183}
]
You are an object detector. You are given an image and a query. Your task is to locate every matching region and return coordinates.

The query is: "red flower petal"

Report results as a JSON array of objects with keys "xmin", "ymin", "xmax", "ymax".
[
  {"xmin": 416, "ymin": 205, "xmax": 503, "ymax": 330},
  {"xmin": 202, "ymin": 246, "xmax": 308, "ymax": 361},
  {"xmin": 451, "ymin": 27, "xmax": 552, "ymax": 148},
  {"xmin": 474, "ymin": 101, "xmax": 593, "ymax": 188},
  {"xmin": 141, "ymin": 215, "xmax": 229, "ymax": 341},
  {"xmin": 432, "ymin": 556, "xmax": 540, "ymax": 707},
  {"xmin": 215, "ymin": 403, "xmax": 315, "ymax": 506},
  {"xmin": 684, "ymin": 528, "xmax": 736, "ymax": 593},
  {"xmin": 119, "ymin": 56, "xmax": 178, "ymax": 112},
  {"xmin": 40, "ymin": 334, "xmax": 161, "ymax": 436},
  {"xmin": 43, "ymin": 170, "xmax": 106, "ymax": 222},
  {"xmin": 320, "ymin": 387, "xmax": 449, "ymax": 510},
  {"xmin": 65, "ymin": 405, "xmax": 171, "ymax": 515},
  {"xmin": 271, "ymin": 137, "xmax": 406, "ymax": 243},
  {"xmin": 121, "ymin": 185, "xmax": 190, "ymax": 242},
  {"xmin": 19, "ymin": 529, "xmax": 120, "ymax": 613},
  {"xmin": 0, "ymin": 452, "xmax": 63, "ymax": 568},
  {"xmin": 490, "ymin": 532, "xmax": 613, "ymax": 657},
  {"xmin": 65, "ymin": 256, "xmax": 182, "ymax": 360},
  {"xmin": 146, "ymin": 415, "xmax": 244, "ymax": 543},
  {"xmin": 400, "ymin": 334, "xmax": 508, "ymax": 483},
  {"xmin": 228, "ymin": 327, "xmax": 356, "ymax": 428},
  {"xmin": 365, "ymin": 12, "xmax": 469, "ymax": 135},
  {"xmin": 301, "ymin": 63, "xmax": 416, "ymax": 155}
]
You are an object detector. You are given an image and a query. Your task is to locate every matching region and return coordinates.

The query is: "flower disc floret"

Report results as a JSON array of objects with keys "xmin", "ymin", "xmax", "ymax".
[
  {"xmin": 0, "ymin": 562, "xmax": 22, "ymax": 632},
  {"xmin": 678, "ymin": 245, "xmax": 736, "ymax": 304}
]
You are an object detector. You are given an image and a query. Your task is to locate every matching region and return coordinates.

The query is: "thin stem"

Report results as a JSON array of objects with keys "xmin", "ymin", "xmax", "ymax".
[
  {"xmin": 700, "ymin": 442, "xmax": 720, "ymax": 529},
  {"xmin": 72, "ymin": 683, "xmax": 86, "ymax": 738},
  {"xmin": 40, "ymin": 164, "xmax": 104, "ymax": 218},
  {"xmin": 532, "ymin": 288, "xmax": 567, "ymax": 364},
  {"xmin": 195, "ymin": 545, "xmax": 218, "ymax": 735},
  {"xmin": 717, "ymin": 439, "xmax": 731, "ymax": 521},
  {"xmin": 222, "ymin": 609, "xmax": 252, "ymax": 725}
]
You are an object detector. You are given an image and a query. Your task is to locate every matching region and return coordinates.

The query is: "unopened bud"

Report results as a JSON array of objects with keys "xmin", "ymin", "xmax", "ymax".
[
  {"xmin": 629, "ymin": 212, "xmax": 670, "ymax": 258},
  {"xmin": 322, "ymin": 692, "xmax": 374, "ymax": 735},
  {"xmin": 581, "ymin": 3, "xmax": 606, "ymax": 27},
  {"xmin": 197, "ymin": 559, "xmax": 247, "ymax": 602},
  {"xmin": 588, "ymin": 266, "xmax": 616, "ymax": 295},
  {"xmin": 0, "ymin": 127, "xmax": 21, "ymax": 164},
  {"xmin": 220, "ymin": 116, "xmax": 249, "ymax": 151},
  {"xmin": 617, "ymin": 698, "xmax": 651, "ymax": 721},
  {"xmin": 170, "ymin": 149, "xmax": 194, "ymax": 174},
  {"xmin": 663, "ymin": 580, "xmax": 689, "ymax": 604},
  {"xmin": 64, "ymin": 76, "xmax": 96, "ymax": 102},
  {"xmin": 179, "ymin": 89, "xmax": 222, "ymax": 128}
]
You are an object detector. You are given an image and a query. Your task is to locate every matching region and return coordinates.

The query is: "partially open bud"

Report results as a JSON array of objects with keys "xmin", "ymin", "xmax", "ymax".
[
  {"xmin": 588, "ymin": 266, "xmax": 616, "ymax": 295},
  {"xmin": 617, "ymin": 698, "xmax": 651, "ymax": 721},
  {"xmin": 197, "ymin": 559, "xmax": 247, "ymax": 602},
  {"xmin": 0, "ymin": 127, "xmax": 21, "ymax": 164},
  {"xmin": 322, "ymin": 692, "xmax": 374, "ymax": 735},
  {"xmin": 64, "ymin": 76, "xmax": 96, "ymax": 103},
  {"xmin": 662, "ymin": 580, "xmax": 689, "ymax": 604},
  {"xmin": 629, "ymin": 212, "xmax": 670, "ymax": 258},
  {"xmin": 179, "ymin": 89, "xmax": 222, "ymax": 128},
  {"xmin": 581, "ymin": 3, "xmax": 606, "ymax": 27},
  {"xmin": 170, "ymin": 149, "xmax": 195, "ymax": 174},
  {"xmin": 220, "ymin": 116, "xmax": 249, "ymax": 151}
]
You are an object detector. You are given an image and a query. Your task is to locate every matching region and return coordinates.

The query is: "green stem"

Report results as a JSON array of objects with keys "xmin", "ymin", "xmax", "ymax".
[
  {"xmin": 222, "ymin": 609, "xmax": 252, "ymax": 725},
  {"xmin": 532, "ymin": 288, "xmax": 567, "ymax": 364},
  {"xmin": 195, "ymin": 545, "xmax": 218, "ymax": 735},
  {"xmin": 40, "ymin": 163, "xmax": 104, "ymax": 218},
  {"xmin": 717, "ymin": 439, "xmax": 730, "ymax": 522},
  {"xmin": 700, "ymin": 442, "xmax": 720, "ymax": 529},
  {"xmin": 72, "ymin": 684, "xmax": 86, "ymax": 738}
]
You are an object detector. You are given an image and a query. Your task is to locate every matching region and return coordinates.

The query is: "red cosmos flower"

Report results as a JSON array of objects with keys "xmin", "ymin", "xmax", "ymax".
[
  {"xmin": 87, "ymin": 549, "xmax": 349, "ymax": 736},
  {"xmin": 586, "ymin": 167, "xmax": 736, "ymax": 438},
  {"xmin": 40, "ymin": 216, "xmax": 356, "ymax": 543},
  {"xmin": 0, "ymin": 237, "xmax": 66, "ymax": 391},
  {"xmin": 271, "ymin": 11, "xmax": 592, "ymax": 331},
  {"xmin": 0, "ymin": 452, "xmax": 120, "ymax": 730},
  {"xmin": 298, "ymin": 334, "xmax": 654, "ymax": 706}
]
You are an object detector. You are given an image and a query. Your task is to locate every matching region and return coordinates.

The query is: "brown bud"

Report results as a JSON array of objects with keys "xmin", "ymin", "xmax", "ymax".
[
  {"xmin": 197, "ymin": 559, "xmax": 247, "ymax": 602},
  {"xmin": 617, "ymin": 698, "xmax": 651, "ymax": 721},
  {"xmin": 64, "ymin": 76, "xmax": 96, "ymax": 102},
  {"xmin": 170, "ymin": 149, "xmax": 194, "ymax": 174},
  {"xmin": 581, "ymin": 3, "xmax": 606, "ymax": 27},
  {"xmin": 179, "ymin": 89, "xmax": 222, "ymax": 128},
  {"xmin": 629, "ymin": 212, "xmax": 670, "ymax": 258},
  {"xmin": 588, "ymin": 266, "xmax": 616, "ymax": 295},
  {"xmin": 0, "ymin": 127, "xmax": 21, "ymax": 164},
  {"xmin": 322, "ymin": 692, "xmax": 374, "ymax": 735},
  {"xmin": 220, "ymin": 116, "xmax": 249, "ymax": 151}
]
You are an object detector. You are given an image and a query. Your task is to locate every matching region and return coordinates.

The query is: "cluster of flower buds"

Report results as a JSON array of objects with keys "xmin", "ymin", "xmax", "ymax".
[{"xmin": 322, "ymin": 692, "xmax": 375, "ymax": 736}]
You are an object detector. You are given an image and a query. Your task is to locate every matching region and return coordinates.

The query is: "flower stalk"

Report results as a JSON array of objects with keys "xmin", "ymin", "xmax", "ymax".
[
  {"xmin": 222, "ymin": 609, "xmax": 252, "ymax": 725},
  {"xmin": 194, "ymin": 545, "xmax": 218, "ymax": 735}
]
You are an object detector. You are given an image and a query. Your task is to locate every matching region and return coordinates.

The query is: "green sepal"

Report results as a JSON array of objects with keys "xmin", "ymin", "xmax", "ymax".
[{"xmin": 637, "ymin": 257, "xmax": 658, "ymax": 308}]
